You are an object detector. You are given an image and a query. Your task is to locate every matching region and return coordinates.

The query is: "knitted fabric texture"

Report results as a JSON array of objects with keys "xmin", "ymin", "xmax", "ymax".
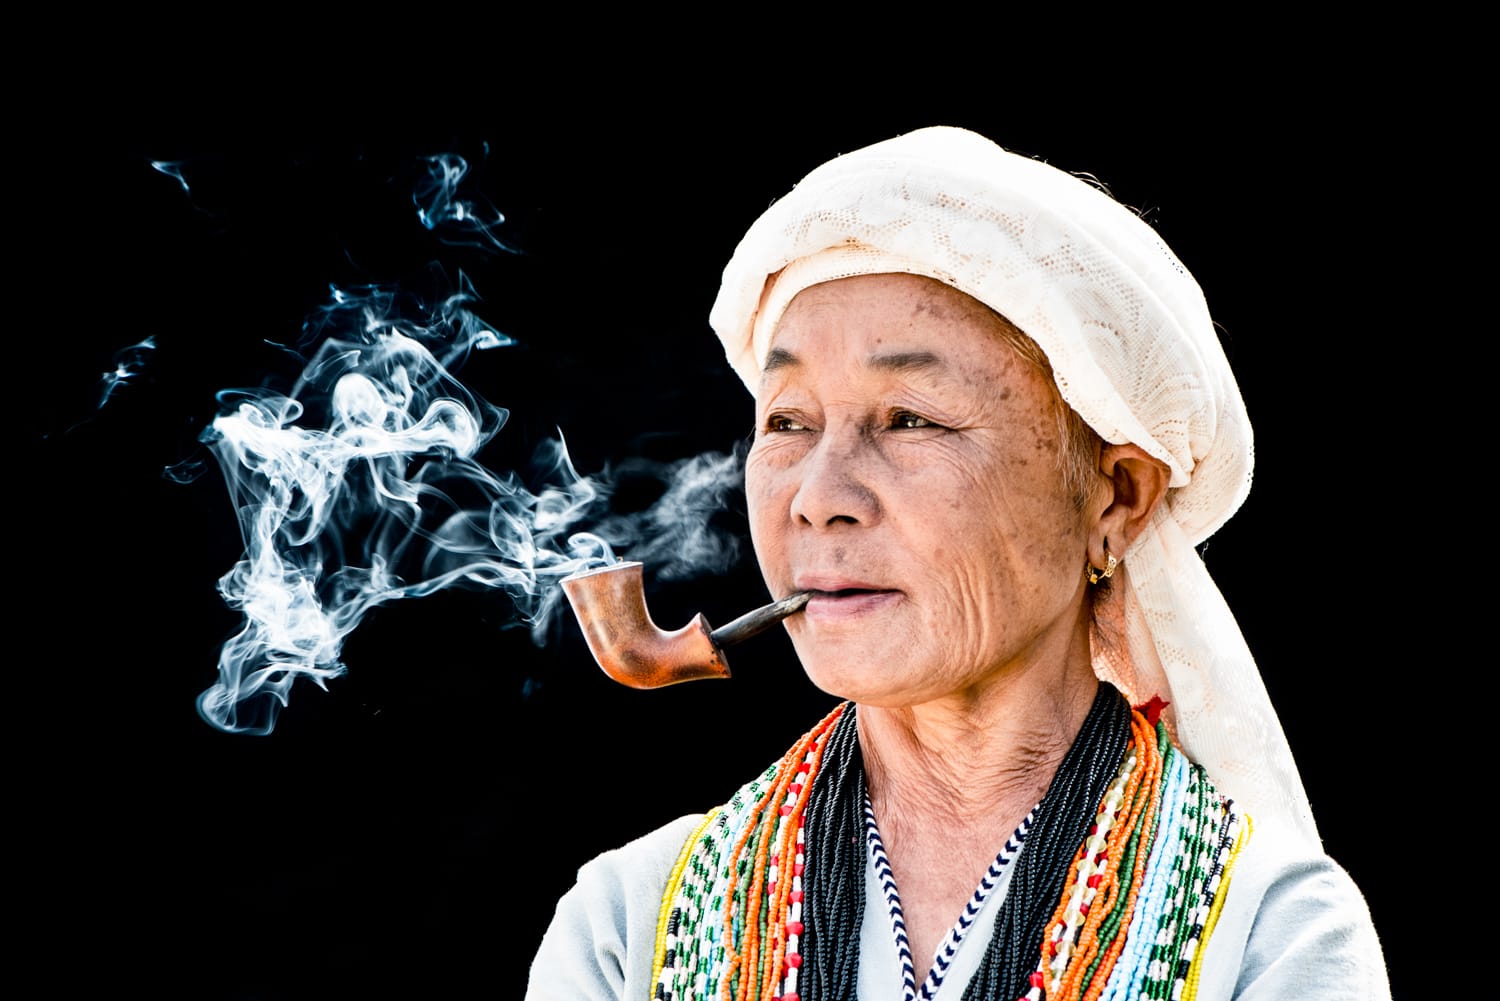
[{"xmin": 707, "ymin": 125, "xmax": 1316, "ymax": 845}]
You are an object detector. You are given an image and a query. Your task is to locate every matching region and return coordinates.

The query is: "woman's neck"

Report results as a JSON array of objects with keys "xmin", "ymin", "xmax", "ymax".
[
  {"xmin": 859, "ymin": 658, "xmax": 1100, "ymax": 825},
  {"xmin": 854, "ymin": 653, "xmax": 1102, "ymax": 985}
]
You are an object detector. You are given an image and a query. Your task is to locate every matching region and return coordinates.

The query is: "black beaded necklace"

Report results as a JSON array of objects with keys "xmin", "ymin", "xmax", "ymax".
[{"xmin": 797, "ymin": 682, "xmax": 1133, "ymax": 1001}]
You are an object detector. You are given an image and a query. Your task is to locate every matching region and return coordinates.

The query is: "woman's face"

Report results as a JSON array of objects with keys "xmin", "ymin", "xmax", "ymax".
[{"xmin": 745, "ymin": 273, "xmax": 1097, "ymax": 707}]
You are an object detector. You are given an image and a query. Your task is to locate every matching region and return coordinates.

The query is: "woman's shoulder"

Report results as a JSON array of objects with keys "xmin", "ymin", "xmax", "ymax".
[
  {"xmin": 1199, "ymin": 810, "xmax": 1391, "ymax": 1000},
  {"xmin": 550, "ymin": 810, "xmax": 709, "ymax": 924},
  {"xmin": 525, "ymin": 813, "xmax": 705, "ymax": 1001},
  {"xmin": 573, "ymin": 812, "xmax": 709, "ymax": 890}
]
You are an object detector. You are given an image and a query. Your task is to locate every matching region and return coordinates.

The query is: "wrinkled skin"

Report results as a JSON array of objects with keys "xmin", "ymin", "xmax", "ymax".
[{"xmin": 746, "ymin": 273, "xmax": 1106, "ymax": 710}]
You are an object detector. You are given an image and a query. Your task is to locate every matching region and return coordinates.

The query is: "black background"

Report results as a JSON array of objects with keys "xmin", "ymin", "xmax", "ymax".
[{"xmin": 21, "ymin": 90, "xmax": 1415, "ymax": 999}]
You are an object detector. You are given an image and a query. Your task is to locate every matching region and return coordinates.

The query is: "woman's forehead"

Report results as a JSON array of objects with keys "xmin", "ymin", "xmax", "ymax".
[
  {"xmin": 776, "ymin": 273, "xmax": 991, "ymax": 324},
  {"xmin": 762, "ymin": 273, "xmax": 1034, "ymax": 381}
]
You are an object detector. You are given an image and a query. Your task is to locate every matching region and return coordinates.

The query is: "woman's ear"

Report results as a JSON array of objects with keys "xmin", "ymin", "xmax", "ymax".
[{"xmin": 1091, "ymin": 444, "xmax": 1171, "ymax": 561}]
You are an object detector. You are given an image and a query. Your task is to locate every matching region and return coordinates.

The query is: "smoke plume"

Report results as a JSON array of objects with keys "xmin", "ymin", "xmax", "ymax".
[{"xmin": 162, "ymin": 152, "xmax": 744, "ymax": 735}]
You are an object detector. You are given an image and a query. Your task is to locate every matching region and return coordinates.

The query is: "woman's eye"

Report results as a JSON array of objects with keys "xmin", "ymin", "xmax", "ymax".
[{"xmin": 890, "ymin": 411, "xmax": 934, "ymax": 430}]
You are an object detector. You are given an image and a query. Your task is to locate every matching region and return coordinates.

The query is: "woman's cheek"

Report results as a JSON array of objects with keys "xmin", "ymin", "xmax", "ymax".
[
  {"xmin": 744, "ymin": 450, "xmax": 790, "ymax": 573},
  {"xmin": 746, "ymin": 436, "xmax": 806, "ymax": 506},
  {"xmin": 743, "ymin": 448, "xmax": 772, "ymax": 512}
]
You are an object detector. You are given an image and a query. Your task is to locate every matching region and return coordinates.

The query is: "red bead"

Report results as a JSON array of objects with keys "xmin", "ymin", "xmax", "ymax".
[
  {"xmin": 798, "ymin": 763, "xmax": 811, "ymax": 772},
  {"xmin": 787, "ymin": 954, "xmax": 803, "ymax": 968},
  {"xmin": 786, "ymin": 921, "xmax": 804, "ymax": 934},
  {"xmin": 780, "ymin": 805, "xmax": 793, "ymax": 816},
  {"xmin": 1031, "ymin": 971, "xmax": 1046, "ymax": 988},
  {"xmin": 791, "ymin": 890, "xmax": 804, "ymax": 902},
  {"xmin": 784, "ymin": 994, "xmax": 800, "ymax": 1001},
  {"xmin": 794, "ymin": 863, "xmax": 805, "ymax": 875},
  {"xmin": 789, "ymin": 783, "xmax": 803, "ymax": 795},
  {"xmin": 1087, "ymin": 874, "xmax": 1102, "ymax": 888}
]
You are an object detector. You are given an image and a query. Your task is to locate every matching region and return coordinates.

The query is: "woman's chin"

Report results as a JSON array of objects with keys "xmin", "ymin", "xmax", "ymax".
[
  {"xmin": 800, "ymin": 673, "xmax": 940, "ymax": 710},
  {"xmin": 793, "ymin": 646, "xmax": 936, "ymax": 707}
]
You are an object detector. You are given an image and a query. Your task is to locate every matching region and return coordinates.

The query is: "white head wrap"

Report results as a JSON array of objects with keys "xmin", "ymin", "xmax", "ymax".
[{"xmin": 709, "ymin": 126, "xmax": 1320, "ymax": 846}]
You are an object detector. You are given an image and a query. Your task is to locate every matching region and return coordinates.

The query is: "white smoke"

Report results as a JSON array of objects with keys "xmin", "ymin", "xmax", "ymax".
[
  {"xmin": 163, "ymin": 151, "xmax": 745, "ymax": 735},
  {"xmin": 98, "ymin": 336, "xmax": 157, "ymax": 408},
  {"xmin": 413, "ymin": 152, "xmax": 514, "ymax": 254},
  {"xmin": 587, "ymin": 450, "xmax": 745, "ymax": 582}
]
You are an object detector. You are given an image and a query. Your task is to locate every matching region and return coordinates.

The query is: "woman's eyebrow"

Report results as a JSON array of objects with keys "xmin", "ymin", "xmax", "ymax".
[
  {"xmin": 867, "ymin": 350, "xmax": 943, "ymax": 373},
  {"xmin": 762, "ymin": 347, "xmax": 944, "ymax": 377},
  {"xmin": 763, "ymin": 347, "xmax": 800, "ymax": 374}
]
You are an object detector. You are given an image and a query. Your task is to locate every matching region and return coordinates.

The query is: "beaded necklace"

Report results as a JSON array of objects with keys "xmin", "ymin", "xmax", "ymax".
[
  {"xmin": 650, "ymin": 689, "xmax": 1249, "ymax": 1001},
  {"xmin": 653, "ymin": 703, "xmax": 847, "ymax": 1001}
]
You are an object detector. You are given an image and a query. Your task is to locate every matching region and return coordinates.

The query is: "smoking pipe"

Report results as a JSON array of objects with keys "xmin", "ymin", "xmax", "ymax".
[{"xmin": 560, "ymin": 561, "xmax": 811, "ymax": 688}]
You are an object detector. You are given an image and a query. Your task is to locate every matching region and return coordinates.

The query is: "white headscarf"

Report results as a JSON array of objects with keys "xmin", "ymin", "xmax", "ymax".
[{"xmin": 709, "ymin": 125, "xmax": 1320, "ymax": 846}]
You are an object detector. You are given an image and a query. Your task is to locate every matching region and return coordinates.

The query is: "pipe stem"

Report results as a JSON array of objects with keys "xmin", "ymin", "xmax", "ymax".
[{"xmin": 710, "ymin": 591, "xmax": 812, "ymax": 648}]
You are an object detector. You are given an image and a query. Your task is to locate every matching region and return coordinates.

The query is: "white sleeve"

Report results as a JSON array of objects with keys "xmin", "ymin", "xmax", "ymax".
[
  {"xmin": 524, "ymin": 814, "xmax": 706, "ymax": 1001},
  {"xmin": 1196, "ymin": 817, "xmax": 1392, "ymax": 1000}
]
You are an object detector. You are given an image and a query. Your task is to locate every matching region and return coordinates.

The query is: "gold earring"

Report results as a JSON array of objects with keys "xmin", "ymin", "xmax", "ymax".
[{"xmin": 1087, "ymin": 546, "xmax": 1118, "ymax": 585}]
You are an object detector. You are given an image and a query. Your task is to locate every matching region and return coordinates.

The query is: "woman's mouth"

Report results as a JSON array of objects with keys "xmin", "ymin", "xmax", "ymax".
[{"xmin": 799, "ymin": 585, "xmax": 902, "ymax": 621}]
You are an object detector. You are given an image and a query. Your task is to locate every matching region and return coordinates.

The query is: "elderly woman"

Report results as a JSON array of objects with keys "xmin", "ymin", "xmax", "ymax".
[{"xmin": 525, "ymin": 127, "xmax": 1388, "ymax": 1000}]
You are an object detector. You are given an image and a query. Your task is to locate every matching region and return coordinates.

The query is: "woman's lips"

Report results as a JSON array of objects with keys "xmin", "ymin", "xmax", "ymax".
[{"xmin": 796, "ymin": 581, "xmax": 902, "ymax": 622}]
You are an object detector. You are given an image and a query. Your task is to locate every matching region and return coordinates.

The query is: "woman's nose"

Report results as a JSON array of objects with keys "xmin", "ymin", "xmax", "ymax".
[{"xmin": 788, "ymin": 428, "xmax": 881, "ymax": 528}]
